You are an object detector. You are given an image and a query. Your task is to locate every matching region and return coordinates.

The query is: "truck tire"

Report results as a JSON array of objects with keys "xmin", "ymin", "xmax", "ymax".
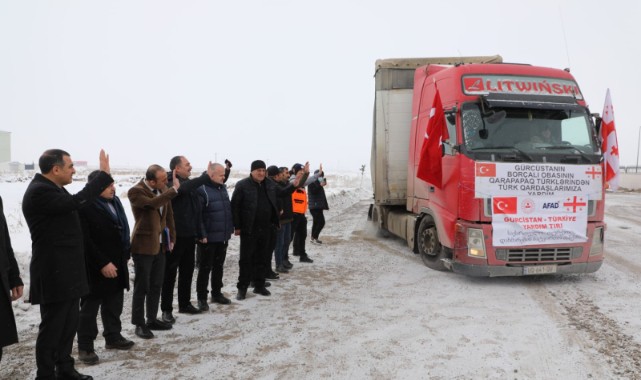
[{"xmin": 417, "ymin": 216, "xmax": 448, "ymax": 271}]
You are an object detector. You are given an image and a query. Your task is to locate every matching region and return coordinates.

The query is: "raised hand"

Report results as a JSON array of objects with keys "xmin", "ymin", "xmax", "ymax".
[
  {"xmin": 293, "ymin": 170, "xmax": 304, "ymax": 187},
  {"xmin": 304, "ymin": 161, "xmax": 310, "ymax": 174},
  {"xmin": 206, "ymin": 161, "xmax": 215, "ymax": 178},
  {"xmin": 99, "ymin": 149, "xmax": 110, "ymax": 174},
  {"xmin": 172, "ymin": 169, "xmax": 181, "ymax": 191}
]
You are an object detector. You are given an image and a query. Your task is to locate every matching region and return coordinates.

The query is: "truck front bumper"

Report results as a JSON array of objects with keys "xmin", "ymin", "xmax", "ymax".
[{"xmin": 450, "ymin": 260, "xmax": 603, "ymax": 277}]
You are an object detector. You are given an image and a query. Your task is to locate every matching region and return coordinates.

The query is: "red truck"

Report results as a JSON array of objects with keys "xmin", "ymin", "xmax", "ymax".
[{"xmin": 369, "ymin": 56, "xmax": 605, "ymax": 276}]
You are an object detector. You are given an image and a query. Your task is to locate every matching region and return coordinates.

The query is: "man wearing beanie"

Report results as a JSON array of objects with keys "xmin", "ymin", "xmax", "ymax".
[{"xmin": 231, "ymin": 161, "xmax": 305, "ymax": 300}]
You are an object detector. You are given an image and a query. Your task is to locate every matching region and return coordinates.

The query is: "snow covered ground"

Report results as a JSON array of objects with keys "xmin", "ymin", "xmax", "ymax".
[{"xmin": 2, "ymin": 170, "xmax": 641, "ymax": 379}]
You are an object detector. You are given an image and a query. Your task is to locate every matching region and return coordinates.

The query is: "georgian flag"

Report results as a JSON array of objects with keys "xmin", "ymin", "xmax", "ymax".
[{"xmin": 601, "ymin": 89, "xmax": 619, "ymax": 191}]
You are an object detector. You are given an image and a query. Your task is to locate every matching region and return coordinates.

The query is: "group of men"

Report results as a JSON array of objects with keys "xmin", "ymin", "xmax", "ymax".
[{"xmin": 2, "ymin": 148, "xmax": 328, "ymax": 380}]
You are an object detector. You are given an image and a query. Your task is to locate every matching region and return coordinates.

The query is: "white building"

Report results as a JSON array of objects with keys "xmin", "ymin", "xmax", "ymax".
[{"xmin": 0, "ymin": 131, "xmax": 9, "ymax": 163}]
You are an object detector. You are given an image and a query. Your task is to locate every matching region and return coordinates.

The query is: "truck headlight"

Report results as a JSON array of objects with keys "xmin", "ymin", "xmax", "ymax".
[
  {"xmin": 468, "ymin": 228, "xmax": 486, "ymax": 258},
  {"xmin": 589, "ymin": 226, "xmax": 604, "ymax": 256}
]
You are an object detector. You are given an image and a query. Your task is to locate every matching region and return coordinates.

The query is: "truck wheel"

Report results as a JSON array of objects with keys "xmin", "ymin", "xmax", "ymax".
[{"xmin": 417, "ymin": 217, "xmax": 448, "ymax": 271}]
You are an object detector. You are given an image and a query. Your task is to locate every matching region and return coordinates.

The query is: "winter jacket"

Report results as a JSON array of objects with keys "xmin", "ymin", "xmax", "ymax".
[
  {"xmin": 167, "ymin": 172, "xmax": 214, "ymax": 238},
  {"xmin": 308, "ymin": 179, "xmax": 329, "ymax": 210},
  {"xmin": 128, "ymin": 180, "xmax": 177, "ymax": 255},
  {"xmin": 231, "ymin": 176, "xmax": 279, "ymax": 234},
  {"xmin": 79, "ymin": 195, "xmax": 131, "ymax": 296},
  {"xmin": 275, "ymin": 179, "xmax": 297, "ymax": 224},
  {"xmin": 0, "ymin": 196, "xmax": 23, "ymax": 348},
  {"xmin": 22, "ymin": 171, "xmax": 113, "ymax": 305},
  {"xmin": 196, "ymin": 181, "xmax": 234, "ymax": 243}
]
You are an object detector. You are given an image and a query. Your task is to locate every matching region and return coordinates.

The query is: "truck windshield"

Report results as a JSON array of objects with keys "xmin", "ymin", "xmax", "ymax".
[{"xmin": 461, "ymin": 103, "xmax": 599, "ymax": 162}]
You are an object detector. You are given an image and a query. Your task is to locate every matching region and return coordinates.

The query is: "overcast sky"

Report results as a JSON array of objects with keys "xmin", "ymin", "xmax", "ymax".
[{"xmin": 1, "ymin": 0, "xmax": 639, "ymax": 172}]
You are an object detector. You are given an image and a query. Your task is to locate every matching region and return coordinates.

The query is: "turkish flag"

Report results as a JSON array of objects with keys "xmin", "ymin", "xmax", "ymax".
[
  {"xmin": 601, "ymin": 89, "xmax": 619, "ymax": 191},
  {"xmin": 493, "ymin": 197, "xmax": 517, "ymax": 214},
  {"xmin": 475, "ymin": 163, "xmax": 496, "ymax": 177},
  {"xmin": 416, "ymin": 89, "xmax": 449, "ymax": 188}
]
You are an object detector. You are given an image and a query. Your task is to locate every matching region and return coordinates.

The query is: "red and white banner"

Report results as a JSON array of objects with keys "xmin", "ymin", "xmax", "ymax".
[
  {"xmin": 475, "ymin": 162, "xmax": 603, "ymax": 200},
  {"xmin": 601, "ymin": 89, "xmax": 620, "ymax": 191},
  {"xmin": 492, "ymin": 195, "xmax": 588, "ymax": 247}
]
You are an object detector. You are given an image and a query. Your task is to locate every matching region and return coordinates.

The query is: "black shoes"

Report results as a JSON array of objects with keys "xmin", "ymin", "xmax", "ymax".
[
  {"xmin": 78, "ymin": 349, "xmax": 99, "ymax": 365},
  {"xmin": 283, "ymin": 260, "xmax": 293, "ymax": 269},
  {"xmin": 197, "ymin": 299, "xmax": 210, "ymax": 311},
  {"xmin": 310, "ymin": 238, "xmax": 322, "ymax": 244},
  {"xmin": 105, "ymin": 336, "xmax": 135, "ymax": 350},
  {"xmin": 266, "ymin": 271, "xmax": 280, "ymax": 280},
  {"xmin": 135, "ymin": 325, "xmax": 154, "ymax": 339},
  {"xmin": 250, "ymin": 281, "xmax": 271, "ymax": 288},
  {"xmin": 300, "ymin": 255, "xmax": 314, "ymax": 263},
  {"xmin": 178, "ymin": 304, "xmax": 201, "ymax": 314},
  {"xmin": 211, "ymin": 293, "xmax": 231, "ymax": 305},
  {"xmin": 236, "ymin": 288, "xmax": 247, "ymax": 300},
  {"xmin": 55, "ymin": 368, "xmax": 93, "ymax": 380},
  {"xmin": 253, "ymin": 287, "xmax": 271, "ymax": 296},
  {"xmin": 276, "ymin": 264, "xmax": 289, "ymax": 273},
  {"xmin": 161, "ymin": 311, "xmax": 176, "ymax": 324},
  {"xmin": 146, "ymin": 319, "xmax": 172, "ymax": 330}
]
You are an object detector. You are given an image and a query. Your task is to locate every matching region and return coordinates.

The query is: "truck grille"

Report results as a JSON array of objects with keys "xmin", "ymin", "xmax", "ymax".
[{"xmin": 496, "ymin": 248, "xmax": 579, "ymax": 262}]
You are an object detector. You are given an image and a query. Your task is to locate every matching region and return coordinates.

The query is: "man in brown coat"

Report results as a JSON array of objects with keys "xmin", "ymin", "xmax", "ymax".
[{"xmin": 128, "ymin": 165, "xmax": 179, "ymax": 339}]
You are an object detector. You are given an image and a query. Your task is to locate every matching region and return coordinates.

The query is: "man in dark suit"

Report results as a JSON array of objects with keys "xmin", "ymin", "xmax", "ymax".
[
  {"xmin": 76, "ymin": 171, "xmax": 135, "ymax": 365},
  {"xmin": 128, "ymin": 165, "xmax": 179, "ymax": 339},
  {"xmin": 22, "ymin": 149, "xmax": 113, "ymax": 380},
  {"xmin": 0, "ymin": 195, "xmax": 24, "ymax": 363},
  {"xmin": 160, "ymin": 156, "xmax": 217, "ymax": 322}
]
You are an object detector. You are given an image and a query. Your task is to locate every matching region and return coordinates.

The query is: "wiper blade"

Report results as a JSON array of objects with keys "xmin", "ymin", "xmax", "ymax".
[
  {"xmin": 469, "ymin": 146, "xmax": 533, "ymax": 161},
  {"xmin": 536, "ymin": 145, "xmax": 592, "ymax": 163}
]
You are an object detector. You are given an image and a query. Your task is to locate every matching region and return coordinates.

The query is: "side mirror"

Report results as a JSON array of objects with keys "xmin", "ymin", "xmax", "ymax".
[{"xmin": 446, "ymin": 113, "xmax": 456, "ymax": 125}]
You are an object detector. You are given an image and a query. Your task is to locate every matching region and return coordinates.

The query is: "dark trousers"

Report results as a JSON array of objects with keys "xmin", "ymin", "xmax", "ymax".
[
  {"xmin": 35, "ymin": 298, "xmax": 79, "ymax": 379},
  {"xmin": 237, "ymin": 227, "xmax": 273, "ymax": 289},
  {"xmin": 131, "ymin": 253, "xmax": 165, "ymax": 326},
  {"xmin": 309, "ymin": 209, "xmax": 325, "ymax": 240},
  {"xmin": 196, "ymin": 242, "xmax": 228, "ymax": 300},
  {"xmin": 274, "ymin": 222, "xmax": 291, "ymax": 267},
  {"xmin": 161, "ymin": 236, "xmax": 196, "ymax": 311},
  {"xmin": 77, "ymin": 291, "xmax": 124, "ymax": 351},
  {"xmin": 291, "ymin": 213, "xmax": 308, "ymax": 256}
]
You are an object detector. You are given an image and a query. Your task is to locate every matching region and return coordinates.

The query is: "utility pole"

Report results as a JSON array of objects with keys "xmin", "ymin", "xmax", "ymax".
[{"xmin": 636, "ymin": 126, "xmax": 641, "ymax": 173}]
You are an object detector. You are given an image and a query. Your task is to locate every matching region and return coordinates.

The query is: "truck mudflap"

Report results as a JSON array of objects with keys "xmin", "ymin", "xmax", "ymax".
[{"xmin": 445, "ymin": 259, "xmax": 603, "ymax": 277}]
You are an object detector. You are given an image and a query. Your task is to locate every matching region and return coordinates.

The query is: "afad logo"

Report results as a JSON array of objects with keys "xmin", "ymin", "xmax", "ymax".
[
  {"xmin": 493, "ymin": 197, "xmax": 517, "ymax": 214},
  {"xmin": 476, "ymin": 163, "xmax": 496, "ymax": 177}
]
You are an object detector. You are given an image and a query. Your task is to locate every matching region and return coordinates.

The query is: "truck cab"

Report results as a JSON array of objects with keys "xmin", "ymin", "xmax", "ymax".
[{"xmin": 370, "ymin": 57, "xmax": 605, "ymax": 276}]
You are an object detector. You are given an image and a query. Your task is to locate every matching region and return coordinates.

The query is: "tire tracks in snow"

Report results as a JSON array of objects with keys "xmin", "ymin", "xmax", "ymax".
[{"xmin": 526, "ymin": 278, "xmax": 641, "ymax": 380}]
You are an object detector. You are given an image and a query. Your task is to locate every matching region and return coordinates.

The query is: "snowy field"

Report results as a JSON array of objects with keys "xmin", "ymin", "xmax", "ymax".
[{"xmin": 2, "ymin": 170, "xmax": 641, "ymax": 379}]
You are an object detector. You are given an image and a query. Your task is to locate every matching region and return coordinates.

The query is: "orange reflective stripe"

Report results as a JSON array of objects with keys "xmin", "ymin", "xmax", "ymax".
[{"xmin": 292, "ymin": 189, "xmax": 307, "ymax": 214}]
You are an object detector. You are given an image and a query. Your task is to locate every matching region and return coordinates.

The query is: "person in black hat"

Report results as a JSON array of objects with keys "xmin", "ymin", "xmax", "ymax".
[
  {"xmin": 231, "ymin": 160, "xmax": 305, "ymax": 300},
  {"xmin": 76, "ymin": 170, "xmax": 135, "ymax": 365}
]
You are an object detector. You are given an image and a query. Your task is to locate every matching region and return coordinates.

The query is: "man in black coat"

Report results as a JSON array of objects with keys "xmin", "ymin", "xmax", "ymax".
[
  {"xmin": 231, "ymin": 160, "xmax": 305, "ymax": 300},
  {"xmin": 22, "ymin": 149, "xmax": 113, "ymax": 380},
  {"xmin": 76, "ymin": 170, "xmax": 135, "ymax": 365},
  {"xmin": 0, "ymin": 195, "xmax": 24, "ymax": 363},
  {"xmin": 160, "ymin": 156, "xmax": 217, "ymax": 323}
]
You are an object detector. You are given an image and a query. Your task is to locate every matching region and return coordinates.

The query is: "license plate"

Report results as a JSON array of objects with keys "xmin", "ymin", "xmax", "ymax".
[{"xmin": 523, "ymin": 264, "xmax": 557, "ymax": 275}]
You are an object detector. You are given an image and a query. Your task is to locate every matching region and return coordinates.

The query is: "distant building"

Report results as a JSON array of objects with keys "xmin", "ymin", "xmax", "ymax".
[
  {"xmin": 0, "ymin": 131, "xmax": 10, "ymax": 163},
  {"xmin": 74, "ymin": 160, "xmax": 88, "ymax": 167}
]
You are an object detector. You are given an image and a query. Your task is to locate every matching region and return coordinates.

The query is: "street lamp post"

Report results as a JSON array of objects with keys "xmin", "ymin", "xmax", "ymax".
[{"xmin": 637, "ymin": 126, "xmax": 641, "ymax": 173}]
